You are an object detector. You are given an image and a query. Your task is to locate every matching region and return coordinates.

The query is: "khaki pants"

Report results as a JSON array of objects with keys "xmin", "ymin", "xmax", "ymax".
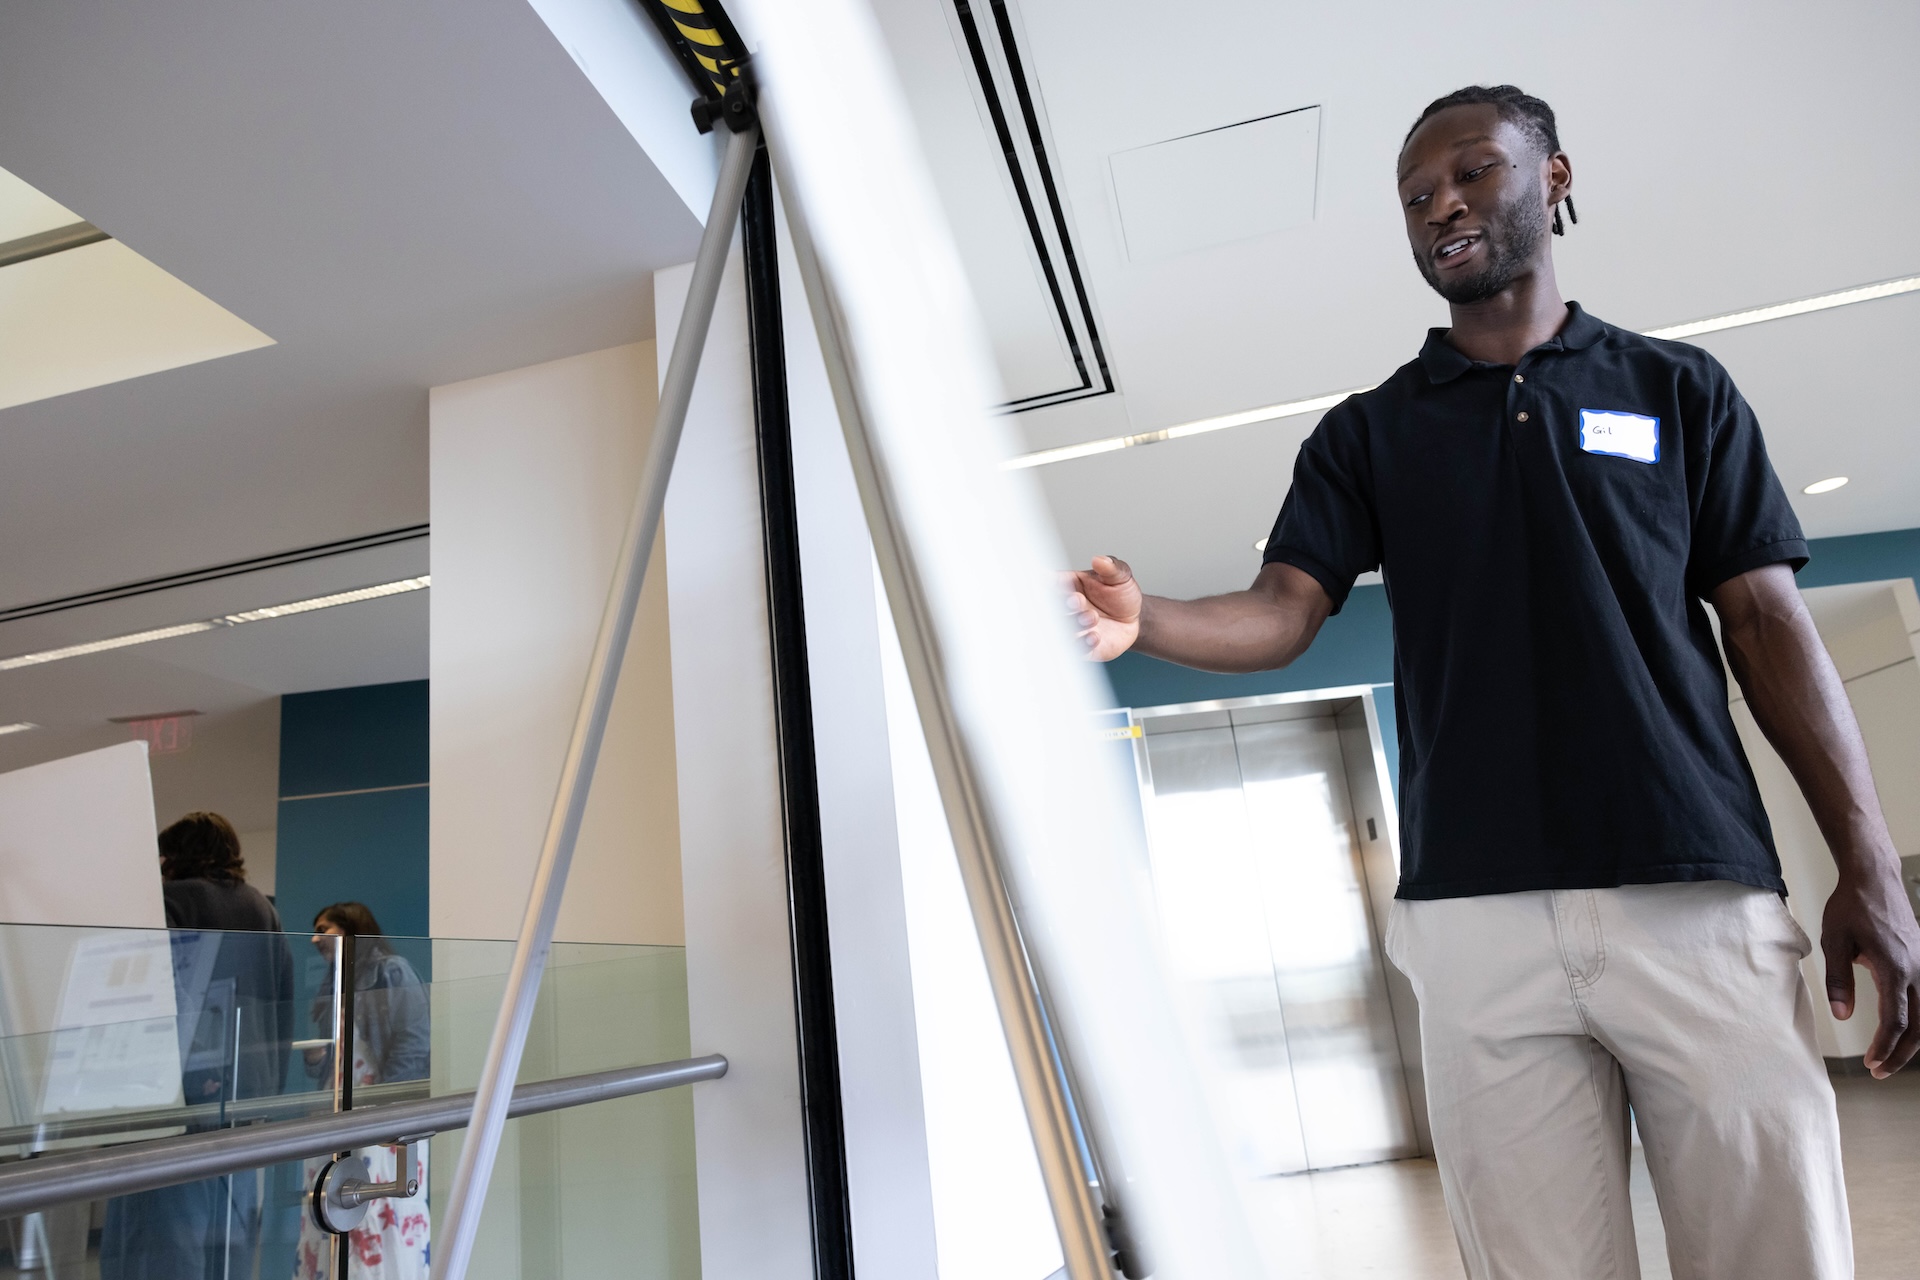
[{"xmin": 1385, "ymin": 881, "xmax": 1851, "ymax": 1280}]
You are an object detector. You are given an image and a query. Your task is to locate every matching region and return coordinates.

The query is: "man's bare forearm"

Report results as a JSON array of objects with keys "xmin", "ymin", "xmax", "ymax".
[
  {"xmin": 1715, "ymin": 567, "xmax": 1894, "ymax": 872},
  {"xmin": 1716, "ymin": 564, "xmax": 1920, "ymax": 1074},
  {"xmin": 1134, "ymin": 562, "xmax": 1332, "ymax": 672}
]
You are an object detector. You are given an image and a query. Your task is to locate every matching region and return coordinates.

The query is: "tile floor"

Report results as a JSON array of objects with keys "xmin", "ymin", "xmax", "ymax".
[{"xmin": 1243, "ymin": 1070, "xmax": 1920, "ymax": 1279}]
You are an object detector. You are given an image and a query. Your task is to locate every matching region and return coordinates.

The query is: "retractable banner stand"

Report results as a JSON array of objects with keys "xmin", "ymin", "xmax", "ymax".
[{"xmin": 740, "ymin": 2, "xmax": 1265, "ymax": 1277}]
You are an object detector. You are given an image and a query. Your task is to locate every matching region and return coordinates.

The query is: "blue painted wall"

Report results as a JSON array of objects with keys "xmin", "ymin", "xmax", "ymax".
[
  {"xmin": 274, "ymin": 680, "xmax": 430, "ymax": 943},
  {"xmin": 262, "ymin": 681, "xmax": 428, "ymax": 1278},
  {"xmin": 1794, "ymin": 527, "xmax": 1920, "ymax": 589},
  {"xmin": 1105, "ymin": 528, "xmax": 1920, "ymax": 790}
]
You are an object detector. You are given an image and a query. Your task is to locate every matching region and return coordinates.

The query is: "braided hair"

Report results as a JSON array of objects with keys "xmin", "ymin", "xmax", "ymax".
[{"xmin": 1404, "ymin": 85, "xmax": 1578, "ymax": 234}]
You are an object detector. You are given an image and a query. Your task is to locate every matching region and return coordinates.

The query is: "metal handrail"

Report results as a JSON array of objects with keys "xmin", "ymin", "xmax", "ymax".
[
  {"xmin": 0, "ymin": 1077, "xmax": 430, "ymax": 1149},
  {"xmin": 0, "ymin": 1054, "xmax": 726, "ymax": 1218}
]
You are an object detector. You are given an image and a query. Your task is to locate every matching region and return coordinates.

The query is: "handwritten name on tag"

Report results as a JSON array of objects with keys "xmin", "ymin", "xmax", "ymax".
[{"xmin": 1579, "ymin": 409, "xmax": 1660, "ymax": 464}]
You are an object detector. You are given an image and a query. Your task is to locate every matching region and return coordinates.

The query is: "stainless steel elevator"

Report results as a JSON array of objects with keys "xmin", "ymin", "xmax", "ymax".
[{"xmin": 1129, "ymin": 689, "xmax": 1429, "ymax": 1176}]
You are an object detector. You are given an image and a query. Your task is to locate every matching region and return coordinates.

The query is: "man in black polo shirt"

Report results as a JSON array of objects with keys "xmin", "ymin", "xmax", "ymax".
[{"xmin": 1067, "ymin": 85, "xmax": 1919, "ymax": 1279}]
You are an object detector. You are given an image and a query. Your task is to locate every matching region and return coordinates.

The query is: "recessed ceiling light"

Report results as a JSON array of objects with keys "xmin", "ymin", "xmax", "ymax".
[
  {"xmin": 1802, "ymin": 476, "xmax": 1849, "ymax": 495},
  {"xmin": 0, "ymin": 722, "xmax": 38, "ymax": 736},
  {"xmin": 1253, "ymin": 537, "xmax": 1269, "ymax": 552},
  {"xmin": 1006, "ymin": 272, "xmax": 1920, "ymax": 470},
  {"xmin": 0, "ymin": 576, "xmax": 429, "ymax": 672}
]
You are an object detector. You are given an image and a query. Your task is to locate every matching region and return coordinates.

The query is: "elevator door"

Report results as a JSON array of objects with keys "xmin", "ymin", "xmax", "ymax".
[{"xmin": 1139, "ymin": 707, "xmax": 1416, "ymax": 1175}]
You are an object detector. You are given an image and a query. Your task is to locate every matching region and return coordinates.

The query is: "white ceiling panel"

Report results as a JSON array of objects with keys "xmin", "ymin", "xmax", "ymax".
[
  {"xmin": 1110, "ymin": 108, "xmax": 1320, "ymax": 263},
  {"xmin": 874, "ymin": 0, "xmax": 1920, "ymax": 598},
  {"xmin": 0, "ymin": 164, "xmax": 77, "ymax": 241},
  {"xmin": 0, "ymin": 235, "xmax": 272, "ymax": 411},
  {"xmin": 0, "ymin": 0, "xmax": 704, "ymax": 607},
  {"xmin": 1690, "ymin": 291, "xmax": 1920, "ymax": 541}
]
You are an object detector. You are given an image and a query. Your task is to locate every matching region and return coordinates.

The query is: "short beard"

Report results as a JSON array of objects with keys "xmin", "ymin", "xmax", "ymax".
[{"xmin": 1414, "ymin": 186, "xmax": 1548, "ymax": 306}]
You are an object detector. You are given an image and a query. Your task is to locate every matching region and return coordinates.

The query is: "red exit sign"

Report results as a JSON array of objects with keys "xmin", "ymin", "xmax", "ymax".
[{"xmin": 112, "ymin": 710, "xmax": 200, "ymax": 756}]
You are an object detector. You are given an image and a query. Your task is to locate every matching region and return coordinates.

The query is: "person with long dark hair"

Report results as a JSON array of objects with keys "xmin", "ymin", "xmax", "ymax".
[
  {"xmin": 301, "ymin": 902, "xmax": 429, "ymax": 1088},
  {"xmin": 294, "ymin": 901, "xmax": 429, "ymax": 1279}
]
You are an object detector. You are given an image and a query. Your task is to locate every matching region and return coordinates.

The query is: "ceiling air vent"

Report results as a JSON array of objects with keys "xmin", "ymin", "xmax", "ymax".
[{"xmin": 1109, "ymin": 106, "xmax": 1320, "ymax": 263}]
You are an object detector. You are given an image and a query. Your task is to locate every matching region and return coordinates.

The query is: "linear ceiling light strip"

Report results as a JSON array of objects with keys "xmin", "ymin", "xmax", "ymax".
[
  {"xmin": 0, "ymin": 221, "xmax": 111, "ymax": 270},
  {"xmin": 1642, "ymin": 274, "xmax": 1920, "ymax": 340},
  {"xmin": 1005, "ymin": 387, "xmax": 1372, "ymax": 469},
  {"xmin": 0, "ymin": 576, "xmax": 429, "ymax": 672},
  {"xmin": 1008, "ymin": 272, "xmax": 1920, "ymax": 470},
  {"xmin": 0, "ymin": 524, "xmax": 430, "ymax": 626}
]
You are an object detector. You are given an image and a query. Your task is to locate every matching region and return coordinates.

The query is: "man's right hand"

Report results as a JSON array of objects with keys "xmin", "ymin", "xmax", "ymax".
[
  {"xmin": 1061, "ymin": 556, "xmax": 1332, "ymax": 673},
  {"xmin": 1063, "ymin": 555, "xmax": 1142, "ymax": 661}
]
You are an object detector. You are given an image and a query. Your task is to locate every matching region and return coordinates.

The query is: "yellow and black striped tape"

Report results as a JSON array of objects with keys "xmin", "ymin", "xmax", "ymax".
[{"xmin": 657, "ymin": 0, "xmax": 740, "ymax": 98}]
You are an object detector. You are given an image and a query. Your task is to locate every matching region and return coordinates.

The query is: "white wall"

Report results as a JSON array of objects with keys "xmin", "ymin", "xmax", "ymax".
[
  {"xmin": 656, "ymin": 249, "xmax": 816, "ymax": 1280},
  {"xmin": 428, "ymin": 338, "xmax": 696, "ymax": 1280},
  {"xmin": 1731, "ymin": 579, "xmax": 1920, "ymax": 1058},
  {"xmin": 428, "ymin": 340, "xmax": 683, "ymax": 947},
  {"xmin": 0, "ymin": 697, "xmax": 282, "ymax": 901},
  {"xmin": 148, "ymin": 698, "xmax": 281, "ymax": 896}
]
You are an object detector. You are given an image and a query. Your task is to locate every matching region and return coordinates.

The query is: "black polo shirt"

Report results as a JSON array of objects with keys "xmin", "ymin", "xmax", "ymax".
[{"xmin": 1263, "ymin": 303, "xmax": 1806, "ymax": 899}]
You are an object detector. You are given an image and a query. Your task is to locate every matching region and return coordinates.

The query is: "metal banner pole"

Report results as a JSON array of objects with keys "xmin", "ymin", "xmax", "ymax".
[
  {"xmin": 760, "ymin": 127, "xmax": 1113, "ymax": 1280},
  {"xmin": 429, "ymin": 117, "xmax": 761, "ymax": 1280}
]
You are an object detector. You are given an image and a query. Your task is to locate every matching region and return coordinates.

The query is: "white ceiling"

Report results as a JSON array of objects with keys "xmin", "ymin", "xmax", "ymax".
[
  {"xmin": 1, "ymin": 0, "xmax": 1913, "ymax": 765},
  {"xmin": 0, "ymin": 0, "xmax": 711, "ymax": 771},
  {"xmin": 0, "ymin": 0, "xmax": 707, "ymax": 606},
  {"xmin": 0, "ymin": 219, "xmax": 275, "ymax": 413},
  {"xmin": 0, "ymin": 539, "xmax": 430, "ymax": 782},
  {"xmin": 872, "ymin": 0, "xmax": 1920, "ymax": 598}
]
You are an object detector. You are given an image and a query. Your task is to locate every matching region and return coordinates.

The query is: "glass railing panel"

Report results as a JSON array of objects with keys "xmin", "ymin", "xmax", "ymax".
[
  {"xmin": 0, "ymin": 920, "xmax": 337, "ymax": 1277},
  {"xmin": 0, "ymin": 922, "xmax": 701, "ymax": 1278},
  {"xmin": 412, "ymin": 935, "xmax": 699, "ymax": 1280},
  {"xmin": 0, "ymin": 922, "xmax": 338, "ymax": 1149}
]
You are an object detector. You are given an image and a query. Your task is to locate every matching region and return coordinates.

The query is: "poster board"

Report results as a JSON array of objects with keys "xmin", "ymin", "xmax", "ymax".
[
  {"xmin": 0, "ymin": 740, "xmax": 166, "ymax": 931},
  {"xmin": 0, "ymin": 742, "xmax": 179, "ymax": 1123}
]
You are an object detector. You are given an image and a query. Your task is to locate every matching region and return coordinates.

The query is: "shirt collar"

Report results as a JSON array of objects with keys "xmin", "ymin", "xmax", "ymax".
[{"xmin": 1419, "ymin": 301, "xmax": 1606, "ymax": 384}]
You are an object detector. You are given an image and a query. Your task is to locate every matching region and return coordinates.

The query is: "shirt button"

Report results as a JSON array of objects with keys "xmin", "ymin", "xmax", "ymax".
[
  {"xmin": 1516, "ymin": 411, "xmax": 1529, "ymax": 422},
  {"xmin": 1514, "ymin": 374, "xmax": 1525, "ymax": 383}
]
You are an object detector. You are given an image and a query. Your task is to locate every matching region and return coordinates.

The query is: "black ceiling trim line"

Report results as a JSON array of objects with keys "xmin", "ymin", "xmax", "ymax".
[
  {"xmin": 985, "ymin": 0, "xmax": 1113, "ymax": 402},
  {"xmin": 952, "ymin": 0, "xmax": 1113, "ymax": 412},
  {"xmin": 951, "ymin": 1, "xmax": 1089, "ymax": 406},
  {"xmin": 0, "ymin": 525, "xmax": 430, "ymax": 626}
]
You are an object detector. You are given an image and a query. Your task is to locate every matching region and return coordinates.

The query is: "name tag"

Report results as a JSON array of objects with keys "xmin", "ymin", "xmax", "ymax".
[{"xmin": 1579, "ymin": 409, "xmax": 1660, "ymax": 464}]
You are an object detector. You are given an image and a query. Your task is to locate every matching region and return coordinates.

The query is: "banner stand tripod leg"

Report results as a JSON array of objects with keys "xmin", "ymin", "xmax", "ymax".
[
  {"xmin": 436, "ymin": 60, "xmax": 1134, "ymax": 1280},
  {"xmin": 429, "ymin": 93, "xmax": 762, "ymax": 1280}
]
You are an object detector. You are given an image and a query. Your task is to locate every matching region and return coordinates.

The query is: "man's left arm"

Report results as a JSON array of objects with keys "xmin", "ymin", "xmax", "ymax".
[{"xmin": 1712, "ymin": 562, "xmax": 1920, "ymax": 1078}]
